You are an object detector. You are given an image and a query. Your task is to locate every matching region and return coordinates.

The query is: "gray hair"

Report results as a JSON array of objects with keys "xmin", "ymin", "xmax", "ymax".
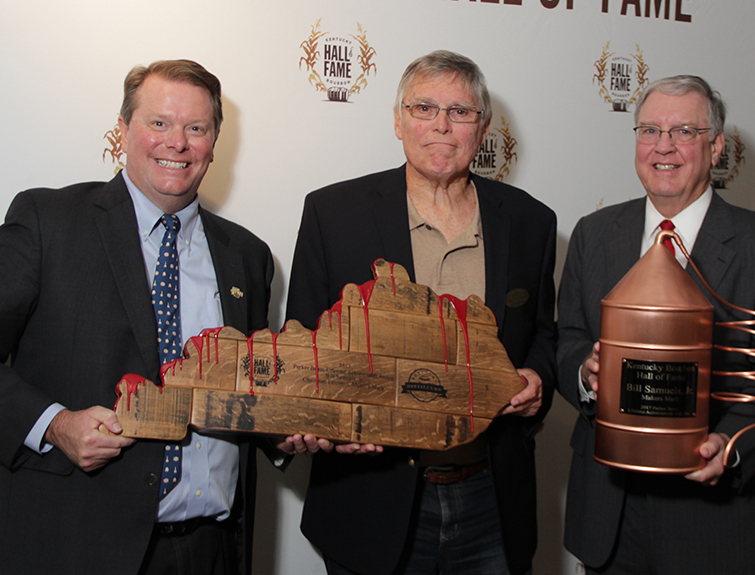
[
  {"xmin": 394, "ymin": 50, "xmax": 492, "ymax": 125},
  {"xmin": 634, "ymin": 75, "xmax": 726, "ymax": 140}
]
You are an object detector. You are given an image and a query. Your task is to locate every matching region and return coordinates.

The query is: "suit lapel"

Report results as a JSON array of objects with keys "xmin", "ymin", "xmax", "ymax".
[
  {"xmin": 93, "ymin": 174, "xmax": 160, "ymax": 376},
  {"xmin": 474, "ymin": 176, "xmax": 510, "ymax": 327},
  {"xmin": 606, "ymin": 198, "xmax": 645, "ymax": 292},
  {"xmin": 201, "ymin": 209, "xmax": 249, "ymax": 332},
  {"xmin": 688, "ymin": 192, "xmax": 736, "ymax": 293},
  {"xmin": 368, "ymin": 165, "xmax": 416, "ymax": 280}
]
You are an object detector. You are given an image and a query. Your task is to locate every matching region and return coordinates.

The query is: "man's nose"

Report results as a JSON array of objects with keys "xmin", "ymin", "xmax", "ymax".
[
  {"xmin": 166, "ymin": 128, "xmax": 188, "ymax": 151},
  {"xmin": 431, "ymin": 109, "xmax": 451, "ymax": 132},
  {"xmin": 654, "ymin": 130, "xmax": 677, "ymax": 152}
]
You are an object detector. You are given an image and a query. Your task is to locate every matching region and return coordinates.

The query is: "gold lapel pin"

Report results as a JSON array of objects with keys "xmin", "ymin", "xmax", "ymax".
[{"xmin": 231, "ymin": 287, "xmax": 244, "ymax": 299}]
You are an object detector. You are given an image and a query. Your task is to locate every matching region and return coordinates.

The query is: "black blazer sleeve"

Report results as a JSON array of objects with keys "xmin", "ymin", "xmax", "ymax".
[{"xmin": 0, "ymin": 190, "xmax": 57, "ymax": 467}]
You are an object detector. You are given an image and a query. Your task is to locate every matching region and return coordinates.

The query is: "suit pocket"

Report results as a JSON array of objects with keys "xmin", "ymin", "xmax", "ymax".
[
  {"xmin": 569, "ymin": 418, "xmax": 592, "ymax": 457},
  {"xmin": 17, "ymin": 446, "xmax": 75, "ymax": 476}
]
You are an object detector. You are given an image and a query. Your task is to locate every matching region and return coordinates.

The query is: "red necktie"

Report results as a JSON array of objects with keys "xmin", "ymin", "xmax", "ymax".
[{"xmin": 659, "ymin": 219, "xmax": 675, "ymax": 255}]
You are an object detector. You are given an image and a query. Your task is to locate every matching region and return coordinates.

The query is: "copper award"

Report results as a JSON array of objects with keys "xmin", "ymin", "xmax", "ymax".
[{"xmin": 596, "ymin": 234, "xmax": 713, "ymax": 473}]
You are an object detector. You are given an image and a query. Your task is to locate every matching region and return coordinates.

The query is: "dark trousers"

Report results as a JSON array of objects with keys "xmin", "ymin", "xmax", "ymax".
[
  {"xmin": 586, "ymin": 475, "xmax": 755, "ymax": 575},
  {"xmin": 138, "ymin": 520, "xmax": 237, "ymax": 575}
]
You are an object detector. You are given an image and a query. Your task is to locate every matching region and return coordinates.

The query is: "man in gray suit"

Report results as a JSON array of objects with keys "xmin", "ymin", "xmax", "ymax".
[{"xmin": 558, "ymin": 75, "xmax": 755, "ymax": 574}]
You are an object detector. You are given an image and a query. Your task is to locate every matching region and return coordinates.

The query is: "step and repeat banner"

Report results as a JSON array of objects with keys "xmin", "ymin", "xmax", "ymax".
[{"xmin": 2, "ymin": 1, "xmax": 753, "ymax": 573}]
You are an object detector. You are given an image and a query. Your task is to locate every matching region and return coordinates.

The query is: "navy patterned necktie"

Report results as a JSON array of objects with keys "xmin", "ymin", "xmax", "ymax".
[{"xmin": 152, "ymin": 214, "xmax": 182, "ymax": 498}]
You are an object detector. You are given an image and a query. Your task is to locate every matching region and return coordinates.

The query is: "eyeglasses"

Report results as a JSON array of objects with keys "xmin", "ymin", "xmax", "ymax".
[
  {"xmin": 402, "ymin": 103, "xmax": 482, "ymax": 124},
  {"xmin": 633, "ymin": 125, "xmax": 712, "ymax": 144}
]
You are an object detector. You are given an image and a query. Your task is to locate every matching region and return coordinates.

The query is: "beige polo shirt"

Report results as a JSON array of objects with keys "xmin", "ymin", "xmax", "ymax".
[
  {"xmin": 407, "ymin": 188, "xmax": 489, "ymax": 465},
  {"xmin": 407, "ymin": 189, "xmax": 486, "ymax": 302}
]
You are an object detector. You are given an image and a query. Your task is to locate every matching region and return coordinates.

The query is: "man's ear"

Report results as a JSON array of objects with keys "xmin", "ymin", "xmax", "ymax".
[
  {"xmin": 710, "ymin": 131, "xmax": 725, "ymax": 167},
  {"xmin": 117, "ymin": 115, "xmax": 129, "ymax": 150}
]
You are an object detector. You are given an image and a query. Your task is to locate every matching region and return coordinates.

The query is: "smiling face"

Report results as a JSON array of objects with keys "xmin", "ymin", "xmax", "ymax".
[
  {"xmin": 635, "ymin": 91, "xmax": 724, "ymax": 217},
  {"xmin": 118, "ymin": 74, "xmax": 216, "ymax": 213},
  {"xmin": 394, "ymin": 73, "xmax": 488, "ymax": 187}
]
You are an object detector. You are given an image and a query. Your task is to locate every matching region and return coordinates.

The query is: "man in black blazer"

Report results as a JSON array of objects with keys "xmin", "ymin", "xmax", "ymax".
[
  {"xmin": 558, "ymin": 75, "xmax": 755, "ymax": 574},
  {"xmin": 287, "ymin": 51, "xmax": 557, "ymax": 575},
  {"xmin": 0, "ymin": 60, "xmax": 274, "ymax": 575}
]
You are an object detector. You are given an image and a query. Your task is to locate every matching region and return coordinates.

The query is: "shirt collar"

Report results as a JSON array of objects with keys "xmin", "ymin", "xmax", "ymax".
[
  {"xmin": 643, "ymin": 186, "xmax": 712, "ymax": 253},
  {"xmin": 406, "ymin": 182, "xmax": 483, "ymax": 240},
  {"xmin": 406, "ymin": 193, "xmax": 426, "ymax": 231},
  {"xmin": 122, "ymin": 166, "xmax": 201, "ymax": 243}
]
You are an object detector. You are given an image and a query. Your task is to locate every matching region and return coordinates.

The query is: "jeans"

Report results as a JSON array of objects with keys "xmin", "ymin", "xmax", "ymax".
[{"xmin": 325, "ymin": 467, "xmax": 510, "ymax": 575}]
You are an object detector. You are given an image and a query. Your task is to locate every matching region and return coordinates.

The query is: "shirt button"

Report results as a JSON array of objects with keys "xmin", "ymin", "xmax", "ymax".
[
  {"xmin": 425, "ymin": 224, "xmax": 432, "ymax": 231},
  {"xmin": 196, "ymin": 490, "xmax": 202, "ymax": 498},
  {"xmin": 196, "ymin": 442, "xmax": 202, "ymax": 450}
]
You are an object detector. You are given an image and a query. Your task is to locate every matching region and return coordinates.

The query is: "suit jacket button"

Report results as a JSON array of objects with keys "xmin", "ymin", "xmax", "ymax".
[{"xmin": 146, "ymin": 473, "xmax": 159, "ymax": 486}]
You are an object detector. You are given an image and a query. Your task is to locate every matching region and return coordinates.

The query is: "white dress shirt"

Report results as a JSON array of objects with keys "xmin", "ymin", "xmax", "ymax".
[
  {"xmin": 641, "ymin": 186, "xmax": 712, "ymax": 268},
  {"xmin": 123, "ymin": 168, "xmax": 239, "ymax": 522}
]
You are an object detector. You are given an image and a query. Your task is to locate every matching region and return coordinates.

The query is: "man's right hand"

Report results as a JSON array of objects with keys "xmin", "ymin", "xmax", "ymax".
[
  {"xmin": 580, "ymin": 341, "xmax": 600, "ymax": 399},
  {"xmin": 44, "ymin": 407, "xmax": 135, "ymax": 472}
]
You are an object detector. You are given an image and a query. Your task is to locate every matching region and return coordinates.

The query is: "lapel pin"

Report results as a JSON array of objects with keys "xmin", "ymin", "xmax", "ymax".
[
  {"xmin": 506, "ymin": 288, "xmax": 529, "ymax": 309},
  {"xmin": 231, "ymin": 287, "xmax": 244, "ymax": 299}
]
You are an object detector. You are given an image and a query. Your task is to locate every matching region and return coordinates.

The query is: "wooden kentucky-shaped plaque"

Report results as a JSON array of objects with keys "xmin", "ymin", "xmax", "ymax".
[{"xmin": 115, "ymin": 260, "xmax": 524, "ymax": 449}]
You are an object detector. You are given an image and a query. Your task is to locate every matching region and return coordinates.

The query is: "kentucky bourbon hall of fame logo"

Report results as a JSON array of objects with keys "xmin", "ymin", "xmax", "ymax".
[
  {"xmin": 593, "ymin": 42, "xmax": 649, "ymax": 112},
  {"xmin": 470, "ymin": 116, "xmax": 518, "ymax": 182},
  {"xmin": 300, "ymin": 19, "xmax": 377, "ymax": 102},
  {"xmin": 711, "ymin": 127, "xmax": 746, "ymax": 190},
  {"xmin": 242, "ymin": 351, "xmax": 284, "ymax": 388}
]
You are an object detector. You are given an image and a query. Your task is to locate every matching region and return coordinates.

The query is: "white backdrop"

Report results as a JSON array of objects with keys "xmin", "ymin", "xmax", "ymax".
[{"xmin": 2, "ymin": 1, "xmax": 754, "ymax": 574}]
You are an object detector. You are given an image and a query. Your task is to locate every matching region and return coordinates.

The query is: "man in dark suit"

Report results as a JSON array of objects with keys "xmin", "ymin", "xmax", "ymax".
[
  {"xmin": 0, "ymin": 60, "xmax": 275, "ymax": 575},
  {"xmin": 286, "ymin": 51, "xmax": 557, "ymax": 575},
  {"xmin": 558, "ymin": 75, "xmax": 755, "ymax": 574}
]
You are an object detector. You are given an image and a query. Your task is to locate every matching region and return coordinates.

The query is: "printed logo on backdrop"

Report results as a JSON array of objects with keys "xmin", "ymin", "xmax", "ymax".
[
  {"xmin": 593, "ymin": 42, "xmax": 649, "ymax": 112},
  {"xmin": 470, "ymin": 116, "xmax": 518, "ymax": 181},
  {"xmin": 299, "ymin": 19, "xmax": 377, "ymax": 103},
  {"xmin": 712, "ymin": 127, "xmax": 746, "ymax": 190},
  {"xmin": 103, "ymin": 120, "xmax": 125, "ymax": 174}
]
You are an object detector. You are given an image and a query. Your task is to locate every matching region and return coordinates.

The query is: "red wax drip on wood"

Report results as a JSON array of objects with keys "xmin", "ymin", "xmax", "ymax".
[
  {"xmin": 159, "ymin": 358, "xmax": 184, "ymax": 386},
  {"xmin": 439, "ymin": 294, "xmax": 475, "ymax": 431},
  {"xmin": 328, "ymin": 301, "xmax": 343, "ymax": 350},
  {"xmin": 115, "ymin": 374, "xmax": 148, "ymax": 412},
  {"xmin": 200, "ymin": 327, "xmax": 223, "ymax": 364},
  {"xmin": 438, "ymin": 298, "xmax": 449, "ymax": 372},
  {"xmin": 312, "ymin": 331, "xmax": 320, "ymax": 393},
  {"xmin": 188, "ymin": 336, "xmax": 206, "ymax": 379},
  {"xmin": 371, "ymin": 260, "xmax": 398, "ymax": 297},
  {"xmin": 357, "ymin": 280, "xmax": 376, "ymax": 373}
]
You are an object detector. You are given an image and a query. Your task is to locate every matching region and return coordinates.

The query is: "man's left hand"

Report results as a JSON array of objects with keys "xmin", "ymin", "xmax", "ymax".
[
  {"xmin": 274, "ymin": 434, "xmax": 383, "ymax": 455},
  {"xmin": 274, "ymin": 434, "xmax": 334, "ymax": 455},
  {"xmin": 500, "ymin": 368, "xmax": 543, "ymax": 417},
  {"xmin": 685, "ymin": 432, "xmax": 730, "ymax": 486}
]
